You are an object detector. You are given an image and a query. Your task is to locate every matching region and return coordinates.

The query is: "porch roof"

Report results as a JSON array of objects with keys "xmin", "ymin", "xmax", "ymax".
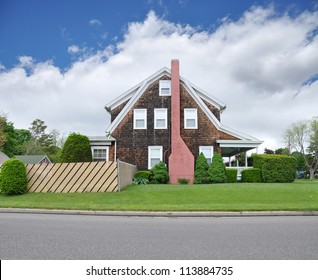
[{"xmin": 217, "ymin": 140, "xmax": 263, "ymax": 157}]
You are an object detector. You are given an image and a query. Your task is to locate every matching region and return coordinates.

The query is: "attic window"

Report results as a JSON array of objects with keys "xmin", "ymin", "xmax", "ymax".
[{"xmin": 159, "ymin": 80, "xmax": 171, "ymax": 96}]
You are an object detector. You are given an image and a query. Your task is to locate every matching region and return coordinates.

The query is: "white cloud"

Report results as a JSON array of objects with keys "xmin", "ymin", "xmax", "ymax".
[
  {"xmin": 1, "ymin": 7, "xmax": 318, "ymax": 152},
  {"xmin": 89, "ymin": 19, "xmax": 102, "ymax": 27}
]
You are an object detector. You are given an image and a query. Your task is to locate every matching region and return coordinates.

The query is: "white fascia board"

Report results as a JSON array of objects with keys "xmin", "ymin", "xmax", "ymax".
[
  {"xmin": 106, "ymin": 67, "xmax": 171, "ymax": 134},
  {"xmin": 182, "ymin": 79, "xmax": 261, "ymax": 141},
  {"xmin": 189, "ymin": 82, "xmax": 226, "ymax": 111},
  {"xmin": 217, "ymin": 140, "xmax": 263, "ymax": 148}
]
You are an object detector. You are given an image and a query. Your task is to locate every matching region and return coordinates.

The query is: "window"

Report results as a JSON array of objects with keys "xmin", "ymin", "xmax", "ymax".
[
  {"xmin": 148, "ymin": 146, "xmax": 163, "ymax": 169},
  {"xmin": 184, "ymin": 108, "xmax": 198, "ymax": 129},
  {"xmin": 134, "ymin": 109, "xmax": 147, "ymax": 129},
  {"xmin": 159, "ymin": 80, "xmax": 171, "ymax": 96},
  {"xmin": 199, "ymin": 146, "xmax": 214, "ymax": 165},
  {"xmin": 92, "ymin": 146, "xmax": 109, "ymax": 162},
  {"xmin": 154, "ymin": 108, "xmax": 168, "ymax": 129}
]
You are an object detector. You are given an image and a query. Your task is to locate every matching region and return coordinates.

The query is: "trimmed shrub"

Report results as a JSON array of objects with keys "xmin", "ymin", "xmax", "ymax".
[
  {"xmin": 133, "ymin": 177, "xmax": 149, "ymax": 185},
  {"xmin": 253, "ymin": 154, "xmax": 296, "ymax": 183},
  {"xmin": 208, "ymin": 152, "xmax": 227, "ymax": 183},
  {"xmin": 150, "ymin": 161, "xmax": 169, "ymax": 184},
  {"xmin": 60, "ymin": 133, "xmax": 92, "ymax": 163},
  {"xmin": 226, "ymin": 168, "xmax": 237, "ymax": 183},
  {"xmin": 0, "ymin": 158, "xmax": 28, "ymax": 195},
  {"xmin": 178, "ymin": 178, "xmax": 190, "ymax": 185},
  {"xmin": 241, "ymin": 168, "xmax": 262, "ymax": 183},
  {"xmin": 134, "ymin": 171, "xmax": 151, "ymax": 181},
  {"xmin": 194, "ymin": 152, "xmax": 210, "ymax": 184}
]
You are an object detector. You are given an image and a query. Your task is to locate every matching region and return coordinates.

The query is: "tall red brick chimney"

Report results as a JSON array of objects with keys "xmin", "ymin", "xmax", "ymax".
[{"xmin": 168, "ymin": 59, "xmax": 194, "ymax": 184}]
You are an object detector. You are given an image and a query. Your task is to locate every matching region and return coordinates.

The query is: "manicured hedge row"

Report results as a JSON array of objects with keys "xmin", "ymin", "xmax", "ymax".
[
  {"xmin": 252, "ymin": 154, "xmax": 296, "ymax": 183},
  {"xmin": 241, "ymin": 168, "xmax": 262, "ymax": 183},
  {"xmin": 226, "ymin": 168, "xmax": 237, "ymax": 183}
]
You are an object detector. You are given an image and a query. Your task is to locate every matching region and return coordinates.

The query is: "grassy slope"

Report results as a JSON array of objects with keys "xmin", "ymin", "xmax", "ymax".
[{"xmin": 0, "ymin": 180, "xmax": 318, "ymax": 211}]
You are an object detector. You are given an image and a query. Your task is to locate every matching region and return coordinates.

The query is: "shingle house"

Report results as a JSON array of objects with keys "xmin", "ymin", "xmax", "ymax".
[
  {"xmin": 90, "ymin": 60, "xmax": 262, "ymax": 183},
  {"xmin": 14, "ymin": 155, "xmax": 52, "ymax": 164}
]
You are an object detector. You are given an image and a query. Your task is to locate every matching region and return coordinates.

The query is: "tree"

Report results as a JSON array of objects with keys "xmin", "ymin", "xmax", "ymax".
[
  {"xmin": 0, "ymin": 114, "xmax": 6, "ymax": 149},
  {"xmin": 60, "ymin": 133, "xmax": 92, "ymax": 162},
  {"xmin": 194, "ymin": 152, "xmax": 210, "ymax": 184},
  {"xmin": 284, "ymin": 117, "xmax": 318, "ymax": 179},
  {"xmin": 26, "ymin": 119, "xmax": 54, "ymax": 155},
  {"xmin": 208, "ymin": 152, "xmax": 227, "ymax": 183}
]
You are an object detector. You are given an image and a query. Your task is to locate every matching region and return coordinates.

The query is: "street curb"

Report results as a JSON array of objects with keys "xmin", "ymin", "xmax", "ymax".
[{"xmin": 1, "ymin": 208, "xmax": 318, "ymax": 217}]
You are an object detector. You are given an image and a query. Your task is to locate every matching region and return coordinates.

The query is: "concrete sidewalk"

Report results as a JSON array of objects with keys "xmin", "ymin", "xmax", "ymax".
[{"xmin": 1, "ymin": 207, "xmax": 318, "ymax": 217}]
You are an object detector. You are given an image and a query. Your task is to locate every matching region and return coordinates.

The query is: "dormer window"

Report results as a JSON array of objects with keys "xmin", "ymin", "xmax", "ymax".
[{"xmin": 159, "ymin": 80, "xmax": 171, "ymax": 96}]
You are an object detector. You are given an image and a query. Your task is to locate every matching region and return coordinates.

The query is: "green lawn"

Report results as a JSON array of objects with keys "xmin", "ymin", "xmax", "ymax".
[{"xmin": 0, "ymin": 180, "xmax": 318, "ymax": 212}]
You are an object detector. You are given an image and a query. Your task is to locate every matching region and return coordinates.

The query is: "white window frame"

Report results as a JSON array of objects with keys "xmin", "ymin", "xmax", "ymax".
[
  {"xmin": 133, "ymin": 109, "xmax": 147, "ymax": 129},
  {"xmin": 148, "ymin": 146, "xmax": 163, "ymax": 169},
  {"xmin": 199, "ymin": 146, "xmax": 214, "ymax": 165},
  {"xmin": 159, "ymin": 80, "xmax": 171, "ymax": 96},
  {"xmin": 91, "ymin": 146, "xmax": 109, "ymax": 162},
  {"xmin": 154, "ymin": 108, "xmax": 168, "ymax": 129},
  {"xmin": 184, "ymin": 108, "xmax": 198, "ymax": 129}
]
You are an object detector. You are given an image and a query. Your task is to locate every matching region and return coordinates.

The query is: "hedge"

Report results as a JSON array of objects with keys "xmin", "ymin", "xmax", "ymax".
[
  {"xmin": 226, "ymin": 168, "xmax": 237, "ymax": 183},
  {"xmin": 241, "ymin": 168, "xmax": 262, "ymax": 183},
  {"xmin": 0, "ymin": 158, "xmax": 28, "ymax": 195},
  {"xmin": 134, "ymin": 171, "xmax": 152, "ymax": 180},
  {"xmin": 252, "ymin": 154, "xmax": 296, "ymax": 183}
]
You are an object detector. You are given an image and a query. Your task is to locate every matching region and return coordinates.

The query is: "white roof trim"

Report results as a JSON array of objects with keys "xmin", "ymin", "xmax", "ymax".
[{"xmin": 217, "ymin": 140, "xmax": 263, "ymax": 148}]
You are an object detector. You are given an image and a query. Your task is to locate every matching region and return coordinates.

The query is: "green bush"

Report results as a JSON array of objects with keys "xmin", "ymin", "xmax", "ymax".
[
  {"xmin": 178, "ymin": 178, "xmax": 190, "ymax": 185},
  {"xmin": 60, "ymin": 133, "xmax": 92, "ymax": 163},
  {"xmin": 208, "ymin": 152, "xmax": 227, "ymax": 183},
  {"xmin": 133, "ymin": 177, "xmax": 149, "ymax": 185},
  {"xmin": 134, "ymin": 171, "xmax": 152, "ymax": 180},
  {"xmin": 150, "ymin": 161, "xmax": 169, "ymax": 184},
  {"xmin": 194, "ymin": 152, "xmax": 210, "ymax": 184},
  {"xmin": 253, "ymin": 154, "xmax": 296, "ymax": 183},
  {"xmin": 0, "ymin": 158, "xmax": 28, "ymax": 195},
  {"xmin": 241, "ymin": 168, "xmax": 262, "ymax": 183},
  {"xmin": 226, "ymin": 168, "xmax": 237, "ymax": 183}
]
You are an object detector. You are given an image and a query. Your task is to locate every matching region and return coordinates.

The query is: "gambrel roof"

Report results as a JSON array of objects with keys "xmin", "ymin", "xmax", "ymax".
[{"xmin": 104, "ymin": 67, "xmax": 261, "ymax": 143}]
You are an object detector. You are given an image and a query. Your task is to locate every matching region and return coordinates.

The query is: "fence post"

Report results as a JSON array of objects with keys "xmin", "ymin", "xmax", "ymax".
[{"xmin": 117, "ymin": 159, "xmax": 121, "ymax": 192}]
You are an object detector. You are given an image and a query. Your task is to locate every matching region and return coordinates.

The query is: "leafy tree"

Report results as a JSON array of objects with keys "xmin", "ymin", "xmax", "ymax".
[
  {"xmin": 284, "ymin": 117, "xmax": 318, "ymax": 179},
  {"xmin": 0, "ymin": 158, "xmax": 28, "ymax": 195},
  {"xmin": 0, "ymin": 114, "xmax": 6, "ymax": 149},
  {"xmin": 194, "ymin": 152, "xmax": 210, "ymax": 184},
  {"xmin": 208, "ymin": 152, "xmax": 227, "ymax": 183},
  {"xmin": 60, "ymin": 133, "xmax": 92, "ymax": 162},
  {"xmin": 26, "ymin": 119, "xmax": 54, "ymax": 155}
]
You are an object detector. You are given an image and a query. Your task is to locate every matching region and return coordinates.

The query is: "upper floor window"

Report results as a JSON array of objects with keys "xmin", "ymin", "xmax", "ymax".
[
  {"xmin": 184, "ymin": 108, "xmax": 198, "ymax": 129},
  {"xmin": 159, "ymin": 80, "xmax": 171, "ymax": 96},
  {"xmin": 154, "ymin": 108, "xmax": 168, "ymax": 129},
  {"xmin": 134, "ymin": 109, "xmax": 147, "ymax": 129},
  {"xmin": 199, "ymin": 146, "xmax": 214, "ymax": 165}
]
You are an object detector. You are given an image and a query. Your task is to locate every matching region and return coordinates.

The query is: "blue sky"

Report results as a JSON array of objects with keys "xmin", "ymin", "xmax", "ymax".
[
  {"xmin": 1, "ymin": 0, "xmax": 314, "ymax": 69},
  {"xmin": 1, "ymin": 0, "xmax": 318, "ymax": 151}
]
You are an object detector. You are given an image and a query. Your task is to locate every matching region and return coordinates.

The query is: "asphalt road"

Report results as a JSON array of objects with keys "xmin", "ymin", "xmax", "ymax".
[{"xmin": 0, "ymin": 213, "xmax": 317, "ymax": 259}]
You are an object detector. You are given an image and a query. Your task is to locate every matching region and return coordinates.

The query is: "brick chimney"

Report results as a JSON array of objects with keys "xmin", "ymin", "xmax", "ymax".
[{"xmin": 168, "ymin": 59, "xmax": 194, "ymax": 184}]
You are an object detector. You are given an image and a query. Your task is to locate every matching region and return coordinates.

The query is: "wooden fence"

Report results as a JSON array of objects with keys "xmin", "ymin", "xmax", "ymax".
[{"xmin": 26, "ymin": 160, "xmax": 136, "ymax": 193}]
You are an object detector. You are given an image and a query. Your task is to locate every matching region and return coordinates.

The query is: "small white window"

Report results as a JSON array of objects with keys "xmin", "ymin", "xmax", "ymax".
[
  {"xmin": 159, "ymin": 80, "xmax": 171, "ymax": 96},
  {"xmin": 199, "ymin": 146, "xmax": 214, "ymax": 165},
  {"xmin": 91, "ymin": 146, "xmax": 109, "ymax": 162},
  {"xmin": 148, "ymin": 146, "xmax": 163, "ymax": 169},
  {"xmin": 134, "ymin": 109, "xmax": 147, "ymax": 129},
  {"xmin": 184, "ymin": 108, "xmax": 198, "ymax": 129},
  {"xmin": 154, "ymin": 108, "xmax": 168, "ymax": 129}
]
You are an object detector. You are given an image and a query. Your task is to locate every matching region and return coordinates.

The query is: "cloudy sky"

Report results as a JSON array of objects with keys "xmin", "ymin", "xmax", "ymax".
[{"xmin": 1, "ymin": 0, "xmax": 318, "ymax": 151}]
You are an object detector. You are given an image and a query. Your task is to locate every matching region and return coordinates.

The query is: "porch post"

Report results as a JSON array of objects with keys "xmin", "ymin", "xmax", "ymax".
[
  {"xmin": 229, "ymin": 156, "xmax": 232, "ymax": 167},
  {"xmin": 245, "ymin": 152, "xmax": 248, "ymax": 167}
]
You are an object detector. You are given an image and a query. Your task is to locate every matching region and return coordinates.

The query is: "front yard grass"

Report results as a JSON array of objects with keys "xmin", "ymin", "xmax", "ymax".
[{"xmin": 0, "ymin": 180, "xmax": 318, "ymax": 212}]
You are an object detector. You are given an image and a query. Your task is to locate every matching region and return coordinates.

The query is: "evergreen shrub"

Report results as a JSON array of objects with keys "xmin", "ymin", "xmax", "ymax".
[
  {"xmin": 150, "ymin": 161, "xmax": 169, "ymax": 184},
  {"xmin": 226, "ymin": 168, "xmax": 237, "ymax": 183},
  {"xmin": 0, "ymin": 158, "xmax": 28, "ymax": 195},
  {"xmin": 241, "ymin": 168, "xmax": 262, "ymax": 183},
  {"xmin": 134, "ymin": 171, "xmax": 152, "ymax": 180},
  {"xmin": 178, "ymin": 178, "xmax": 190, "ymax": 184},
  {"xmin": 253, "ymin": 154, "xmax": 296, "ymax": 183},
  {"xmin": 208, "ymin": 152, "xmax": 227, "ymax": 183},
  {"xmin": 60, "ymin": 133, "xmax": 92, "ymax": 163},
  {"xmin": 194, "ymin": 152, "xmax": 210, "ymax": 184}
]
